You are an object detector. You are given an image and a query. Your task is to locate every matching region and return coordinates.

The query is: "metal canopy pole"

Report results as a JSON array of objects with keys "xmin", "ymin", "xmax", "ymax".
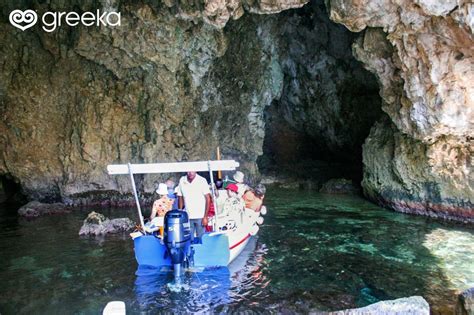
[
  {"xmin": 207, "ymin": 160, "xmax": 219, "ymax": 232},
  {"xmin": 128, "ymin": 163, "xmax": 145, "ymax": 232}
]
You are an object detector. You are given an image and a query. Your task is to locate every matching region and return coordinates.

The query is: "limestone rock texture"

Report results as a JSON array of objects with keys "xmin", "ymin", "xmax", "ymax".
[
  {"xmin": 0, "ymin": 0, "xmax": 380, "ymax": 206},
  {"xmin": 78, "ymin": 211, "xmax": 135, "ymax": 235},
  {"xmin": 0, "ymin": 0, "xmax": 296, "ymax": 204},
  {"xmin": 328, "ymin": 296, "xmax": 430, "ymax": 315},
  {"xmin": 18, "ymin": 201, "xmax": 71, "ymax": 218},
  {"xmin": 327, "ymin": 0, "xmax": 474, "ymax": 222},
  {"xmin": 0, "ymin": 0, "xmax": 472, "ymax": 223}
]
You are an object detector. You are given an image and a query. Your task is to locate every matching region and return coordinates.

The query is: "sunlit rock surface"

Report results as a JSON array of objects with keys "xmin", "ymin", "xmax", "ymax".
[
  {"xmin": 78, "ymin": 211, "xmax": 135, "ymax": 235},
  {"xmin": 327, "ymin": 0, "xmax": 474, "ymax": 221},
  {"xmin": 328, "ymin": 296, "xmax": 429, "ymax": 315}
]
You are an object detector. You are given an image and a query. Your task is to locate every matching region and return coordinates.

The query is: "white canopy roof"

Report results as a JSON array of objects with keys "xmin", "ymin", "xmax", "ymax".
[{"xmin": 107, "ymin": 160, "xmax": 239, "ymax": 175}]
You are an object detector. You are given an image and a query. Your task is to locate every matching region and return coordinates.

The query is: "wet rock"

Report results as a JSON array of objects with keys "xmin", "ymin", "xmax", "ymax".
[
  {"xmin": 327, "ymin": 1, "xmax": 474, "ymax": 222},
  {"xmin": 327, "ymin": 296, "xmax": 429, "ymax": 315},
  {"xmin": 79, "ymin": 211, "xmax": 135, "ymax": 236},
  {"xmin": 362, "ymin": 118, "xmax": 473, "ymax": 223},
  {"xmin": 456, "ymin": 287, "xmax": 474, "ymax": 315},
  {"xmin": 18, "ymin": 201, "xmax": 71, "ymax": 218},
  {"xmin": 320, "ymin": 179, "xmax": 359, "ymax": 195}
]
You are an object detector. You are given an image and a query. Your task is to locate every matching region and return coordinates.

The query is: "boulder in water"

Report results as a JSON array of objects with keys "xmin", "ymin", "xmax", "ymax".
[
  {"xmin": 18, "ymin": 201, "xmax": 71, "ymax": 218},
  {"xmin": 456, "ymin": 287, "xmax": 474, "ymax": 315},
  {"xmin": 319, "ymin": 178, "xmax": 359, "ymax": 195},
  {"xmin": 328, "ymin": 296, "xmax": 429, "ymax": 315},
  {"xmin": 79, "ymin": 211, "xmax": 135, "ymax": 236}
]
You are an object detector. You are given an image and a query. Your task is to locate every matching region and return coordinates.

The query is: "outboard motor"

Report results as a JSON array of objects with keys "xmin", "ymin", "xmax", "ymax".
[{"xmin": 164, "ymin": 209, "xmax": 191, "ymax": 279}]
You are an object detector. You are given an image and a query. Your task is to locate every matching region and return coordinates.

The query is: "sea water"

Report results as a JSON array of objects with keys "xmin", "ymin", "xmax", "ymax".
[{"xmin": 0, "ymin": 188, "xmax": 472, "ymax": 314}]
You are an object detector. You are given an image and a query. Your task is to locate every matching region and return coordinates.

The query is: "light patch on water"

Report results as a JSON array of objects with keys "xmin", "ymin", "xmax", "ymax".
[
  {"xmin": 167, "ymin": 281, "xmax": 190, "ymax": 292},
  {"xmin": 334, "ymin": 243, "xmax": 378, "ymax": 255},
  {"xmin": 334, "ymin": 218, "xmax": 373, "ymax": 225},
  {"xmin": 423, "ymin": 228, "xmax": 474, "ymax": 290}
]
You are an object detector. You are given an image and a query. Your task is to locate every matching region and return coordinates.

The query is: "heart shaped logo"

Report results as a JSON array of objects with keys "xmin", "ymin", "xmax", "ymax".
[{"xmin": 9, "ymin": 10, "xmax": 38, "ymax": 31}]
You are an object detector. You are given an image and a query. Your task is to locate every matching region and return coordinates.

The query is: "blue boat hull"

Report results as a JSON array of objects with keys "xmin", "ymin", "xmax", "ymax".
[{"xmin": 134, "ymin": 233, "xmax": 231, "ymax": 269}]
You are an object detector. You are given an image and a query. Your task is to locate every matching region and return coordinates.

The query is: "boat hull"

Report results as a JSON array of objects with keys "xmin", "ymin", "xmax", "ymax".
[{"xmin": 133, "ymin": 208, "xmax": 262, "ymax": 269}]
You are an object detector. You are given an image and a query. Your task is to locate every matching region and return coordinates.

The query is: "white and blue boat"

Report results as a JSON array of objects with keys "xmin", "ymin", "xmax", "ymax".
[{"xmin": 107, "ymin": 160, "xmax": 266, "ymax": 279}]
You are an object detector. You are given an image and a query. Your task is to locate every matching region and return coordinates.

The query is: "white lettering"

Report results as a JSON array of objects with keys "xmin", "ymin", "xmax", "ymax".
[
  {"xmin": 81, "ymin": 11, "xmax": 95, "ymax": 26},
  {"xmin": 96, "ymin": 9, "xmax": 107, "ymax": 26},
  {"xmin": 65, "ymin": 12, "xmax": 80, "ymax": 26},
  {"xmin": 12, "ymin": 9, "xmax": 122, "ymax": 32},
  {"xmin": 42, "ymin": 11, "xmax": 57, "ymax": 32},
  {"xmin": 57, "ymin": 11, "xmax": 66, "ymax": 27},
  {"xmin": 106, "ymin": 12, "xmax": 121, "ymax": 26}
]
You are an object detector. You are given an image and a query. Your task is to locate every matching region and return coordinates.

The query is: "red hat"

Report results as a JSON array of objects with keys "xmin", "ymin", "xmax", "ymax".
[{"xmin": 226, "ymin": 183, "xmax": 238, "ymax": 193}]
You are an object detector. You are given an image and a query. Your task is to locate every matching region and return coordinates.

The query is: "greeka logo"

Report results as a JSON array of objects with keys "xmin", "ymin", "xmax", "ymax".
[
  {"xmin": 9, "ymin": 9, "xmax": 121, "ymax": 32},
  {"xmin": 9, "ymin": 10, "xmax": 38, "ymax": 31}
]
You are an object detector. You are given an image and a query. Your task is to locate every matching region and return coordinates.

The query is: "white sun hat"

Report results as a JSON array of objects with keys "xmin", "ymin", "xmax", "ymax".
[
  {"xmin": 233, "ymin": 171, "xmax": 244, "ymax": 183},
  {"xmin": 156, "ymin": 183, "xmax": 168, "ymax": 195}
]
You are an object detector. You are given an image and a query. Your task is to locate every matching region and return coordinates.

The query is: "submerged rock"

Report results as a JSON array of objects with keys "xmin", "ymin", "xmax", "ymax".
[
  {"xmin": 79, "ymin": 211, "xmax": 135, "ymax": 236},
  {"xmin": 456, "ymin": 287, "xmax": 474, "ymax": 315},
  {"xmin": 18, "ymin": 201, "xmax": 71, "ymax": 218},
  {"xmin": 319, "ymin": 179, "xmax": 359, "ymax": 195},
  {"xmin": 327, "ymin": 296, "xmax": 429, "ymax": 315}
]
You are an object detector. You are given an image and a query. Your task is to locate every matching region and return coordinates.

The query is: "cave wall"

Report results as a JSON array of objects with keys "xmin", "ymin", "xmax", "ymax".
[
  {"xmin": 0, "ymin": 0, "xmax": 472, "ymax": 222},
  {"xmin": 326, "ymin": 0, "xmax": 473, "ymax": 221},
  {"xmin": 0, "ymin": 0, "xmax": 290, "ymax": 203}
]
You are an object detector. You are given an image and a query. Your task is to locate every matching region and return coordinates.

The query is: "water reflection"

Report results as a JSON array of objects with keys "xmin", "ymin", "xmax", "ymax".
[{"xmin": 133, "ymin": 237, "xmax": 268, "ymax": 313}]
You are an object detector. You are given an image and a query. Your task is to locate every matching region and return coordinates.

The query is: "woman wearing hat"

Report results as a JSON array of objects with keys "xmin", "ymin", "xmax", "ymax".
[{"xmin": 150, "ymin": 183, "xmax": 175, "ymax": 220}]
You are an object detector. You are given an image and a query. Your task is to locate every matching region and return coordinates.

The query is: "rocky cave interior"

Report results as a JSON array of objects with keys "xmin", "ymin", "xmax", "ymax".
[
  {"xmin": 0, "ymin": 0, "xmax": 472, "ymax": 222},
  {"xmin": 0, "ymin": 0, "xmax": 382, "ymax": 200},
  {"xmin": 255, "ymin": 1, "xmax": 382, "ymax": 187}
]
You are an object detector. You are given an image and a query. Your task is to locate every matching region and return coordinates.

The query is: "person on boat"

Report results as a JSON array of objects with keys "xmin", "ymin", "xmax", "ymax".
[
  {"xmin": 243, "ymin": 184, "xmax": 266, "ymax": 212},
  {"xmin": 235, "ymin": 171, "xmax": 249, "ymax": 197},
  {"xmin": 165, "ymin": 179, "xmax": 179, "ymax": 210},
  {"xmin": 220, "ymin": 183, "xmax": 245, "ymax": 218},
  {"xmin": 150, "ymin": 183, "xmax": 175, "ymax": 220},
  {"xmin": 177, "ymin": 171, "xmax": 211, "ymax": 241}
]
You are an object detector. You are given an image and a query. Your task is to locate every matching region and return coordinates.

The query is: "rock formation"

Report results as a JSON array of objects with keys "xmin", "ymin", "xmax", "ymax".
[
  {"xmin": 328, "ymin": 296, "xmax": 429, "ymax": 315},
  {"xmin": 326, "ymin": 0, "xmax": 473, "ymax": 222},
  {"xmin": 0, "ymin": 0, "xmax": 472, "ymax": 222},
  {"xmin": 18, "ymin": 201, "xmax": 71, "ymax": 218},
  {"xmin": 456, "ymin": 287, "xmax": 474, "ymax": 315},
  {"xmin": 78, "ymin": 211, "xmax": 135, "ymax": 235}
]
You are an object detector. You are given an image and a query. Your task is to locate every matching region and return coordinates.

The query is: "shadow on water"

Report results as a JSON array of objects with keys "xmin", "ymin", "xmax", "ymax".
[{"xmin": 0, "ymin": 188, "xmax": 472, "ymax": 314}]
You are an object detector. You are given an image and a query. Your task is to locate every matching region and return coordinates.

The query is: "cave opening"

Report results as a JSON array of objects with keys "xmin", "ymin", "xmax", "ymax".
[
  {"xmin": 256, "ymin": 0, "xmax": 383, "ymax": 188},
  {"xmin": 0, "ymin": 174, "xmax": 26, "ymax": 205}
]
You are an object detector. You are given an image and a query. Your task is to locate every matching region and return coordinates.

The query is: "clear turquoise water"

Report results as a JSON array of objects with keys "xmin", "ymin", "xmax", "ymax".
[{"xmin": 0, "ymin": 188, "xmax": 472, "ymax": 314}]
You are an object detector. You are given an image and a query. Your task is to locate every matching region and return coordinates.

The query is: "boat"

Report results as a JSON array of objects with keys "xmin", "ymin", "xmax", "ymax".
[{"xmin": 107, "ymin": 160, "xmax": 266, "ymax": 279}]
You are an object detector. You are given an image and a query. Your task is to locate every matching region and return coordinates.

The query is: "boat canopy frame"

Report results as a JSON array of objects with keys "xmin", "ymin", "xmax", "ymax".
[{"xmin": 107, "ymin": 160, "xmax": 240, "ymax": 232}]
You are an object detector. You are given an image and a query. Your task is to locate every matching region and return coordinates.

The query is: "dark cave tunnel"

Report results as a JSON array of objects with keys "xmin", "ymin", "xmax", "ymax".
[
  {"xmin": 0, "ymin": 174, "xmax": 25, "ymax": 204},
  {"xmin": 256, "ymin": 0, "xmax": 383, "ymax": 188}
]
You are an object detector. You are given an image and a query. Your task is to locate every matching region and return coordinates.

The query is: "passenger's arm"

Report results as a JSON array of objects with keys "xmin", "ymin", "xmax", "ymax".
[
  {"xmin": 202, "ymin": 193, "xmax": 211, "ymax": 226},
  {"xmin": 178, "ymin": 196, "xmax": 184, "ymax": 210}
]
